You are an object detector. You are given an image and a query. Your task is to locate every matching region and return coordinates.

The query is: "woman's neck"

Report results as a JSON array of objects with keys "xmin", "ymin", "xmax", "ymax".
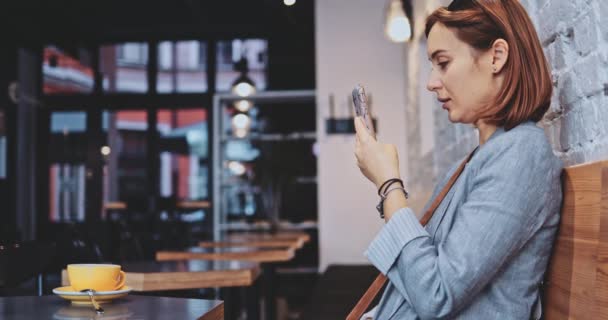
[{"xmin": 475, "ymin": 119, "xmax": 498, "ymax": 146}]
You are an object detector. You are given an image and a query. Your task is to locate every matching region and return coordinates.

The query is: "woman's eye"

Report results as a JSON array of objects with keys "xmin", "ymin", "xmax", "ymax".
[{"xmin": 438, "ymin": 61, "xmax": 449, "ymax": 70}]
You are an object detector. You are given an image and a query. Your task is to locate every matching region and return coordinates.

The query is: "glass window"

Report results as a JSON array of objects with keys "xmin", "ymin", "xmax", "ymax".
[
  {"xmin": 49, "ymin": 111, "xmax": 87, "ymax": 223},
  {"xmin": 101, "ymin": 43, "xmax": 149, "ymax": 93},
  {"xmin": 157, "ymin": 109, "xmax": 208, "ymax": 200},
  {"xmin": 157, "ymin": 41, "xmax": 208, "ymax": 93},
  {"xmin": 0, "ymin": 109, "xmax": 5, "ymax": 178},
  {"xmin": 102, "ymin": 110, "xmax": 149, "ymax": 210},
  {"xmin": 43, "ymin": 46, "xmax": 94, "ymax": 94},
  {"xmin": 216, "ymin": 39, "xmax": 268, "ymax": 92}
]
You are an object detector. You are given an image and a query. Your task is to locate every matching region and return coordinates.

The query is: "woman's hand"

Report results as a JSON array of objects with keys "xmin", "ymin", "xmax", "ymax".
[{"xmin": 354, "ymin": 117, "xmax": 401, "ymax": 189}]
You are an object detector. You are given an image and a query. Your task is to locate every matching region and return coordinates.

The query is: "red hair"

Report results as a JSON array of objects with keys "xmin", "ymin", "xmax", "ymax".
[{"xmin": 425, "ymin": 0, "xmax": 552, "ymax": 130}]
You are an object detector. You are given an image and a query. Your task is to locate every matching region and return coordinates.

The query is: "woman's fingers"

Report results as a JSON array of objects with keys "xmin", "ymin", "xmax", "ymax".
[{"xmin": 354, "ymin": 117, "xmax": 371, "ymax": 143}]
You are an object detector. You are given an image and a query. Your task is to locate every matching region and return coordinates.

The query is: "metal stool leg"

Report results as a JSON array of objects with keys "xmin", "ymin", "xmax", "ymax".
[{"xmin": 36, "ymin": 273, "xmax": 44, "ymax": 296}]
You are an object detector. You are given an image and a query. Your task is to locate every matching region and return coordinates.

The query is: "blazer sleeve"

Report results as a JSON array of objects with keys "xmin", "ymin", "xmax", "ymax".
[{"xmin": 364, "ymin": 140, "xmax": 560, "ymax": 319}]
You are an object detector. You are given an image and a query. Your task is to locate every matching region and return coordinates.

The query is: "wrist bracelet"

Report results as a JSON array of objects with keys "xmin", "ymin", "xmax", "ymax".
[
  {"xmin": 382, "ymin": 186, "xmax": 409, "ymax": 200},
  {"xmin": 376, "ymin": 186, "xmax": 409, "ymax": 219},
  {"xmin": 377, "ymin": 178, "xmax": 403, "ymax": 196},
  {"xmin": 381, "ymin": 180, "xmax": 403, "ymax": 195}
]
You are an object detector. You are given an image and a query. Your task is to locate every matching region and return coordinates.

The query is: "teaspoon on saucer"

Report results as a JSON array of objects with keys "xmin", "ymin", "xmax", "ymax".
[{"xmin": 80, "ymin": 289, "xmax": 104, "ymax": 314}]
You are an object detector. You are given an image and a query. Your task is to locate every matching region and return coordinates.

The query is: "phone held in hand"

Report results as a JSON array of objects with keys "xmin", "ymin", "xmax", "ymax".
[{"xmin": 352, "ymin": 84, "xmax": 376, "ymax": 139}]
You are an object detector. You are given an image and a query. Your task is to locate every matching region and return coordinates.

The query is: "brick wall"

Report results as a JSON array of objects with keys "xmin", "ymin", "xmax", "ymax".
[
  {"xmin": 404, "ymin": 0, "xmax": 608, "ymax": 212},
  {"xmin": 523, "ymin": 0, "xmax": 608, "ymax": 165}
]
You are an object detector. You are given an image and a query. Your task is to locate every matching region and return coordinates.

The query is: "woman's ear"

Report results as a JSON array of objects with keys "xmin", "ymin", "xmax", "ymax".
[{"xmin": 490, "ymin": 39, "xmax": 509, "ymax": 74}]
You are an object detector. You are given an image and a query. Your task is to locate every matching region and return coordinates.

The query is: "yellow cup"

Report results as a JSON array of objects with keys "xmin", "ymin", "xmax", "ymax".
[{"xmin": 67, "ymin": 264, "xmax": 126, "ymax": 292}]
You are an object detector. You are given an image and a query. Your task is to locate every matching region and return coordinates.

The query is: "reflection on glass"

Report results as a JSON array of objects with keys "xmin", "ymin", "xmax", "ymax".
[
  {"xmin": 0, "ymin": 110, "xmax": 5, "ymax": 178},
  {"xmin": 43, "ymin": 46, "xmax": 94, "ymax": 94},
  {"xmin": 157, "ymin": 41, "xmax": 208, "ymax": 93},
  {"xmin": 49, "ymin": 112, "xmax": 87, "ymax": 222},
  {"xmin": 216, "ymin": 39, "xmax": 267, "ymax": 92},
  {"xmin": 103, "ymin": 110, "xmax": 149, "ymax": 212},
  {"xmin": 157, "ymin": 109, "xmax": 208, "ymax": 200},
  {"xmin": 101, "ymin": 43, "xmax": 149, "ymax": 93}
]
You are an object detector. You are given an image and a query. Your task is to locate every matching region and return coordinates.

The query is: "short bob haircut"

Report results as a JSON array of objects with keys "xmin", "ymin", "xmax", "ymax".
[{"xmin": 425, "ymin": 0, "xmax": 552, "ymax": 130}]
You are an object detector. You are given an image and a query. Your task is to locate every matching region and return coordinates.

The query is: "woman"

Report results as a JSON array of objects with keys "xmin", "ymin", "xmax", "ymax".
[{"xmin": 354, "ymin": 0, "xmax": 562, "ymax": 319}]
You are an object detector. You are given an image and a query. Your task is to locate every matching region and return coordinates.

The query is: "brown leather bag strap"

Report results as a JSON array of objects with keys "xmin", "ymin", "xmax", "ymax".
[{"xmin": 346, "ymin": 150, "xmax": 476, "ymax": 320}]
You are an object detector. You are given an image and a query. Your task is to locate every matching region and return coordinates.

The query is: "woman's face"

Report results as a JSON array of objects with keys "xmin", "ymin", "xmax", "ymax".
[{"xmin": 426, "ymin": 23, "xmax": 501, "ymax": 124}]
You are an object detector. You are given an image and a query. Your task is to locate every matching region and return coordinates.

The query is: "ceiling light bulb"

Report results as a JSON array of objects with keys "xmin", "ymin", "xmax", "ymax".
[
  {"xmin": 233, "ymin": 82, "xmax": 256, "ymax": 97},
  {"xmin": 284, "ymin": 0, "xmax": 296, "ymax": 6},
  {"xmin": 228, "ymin": 161, "xmax": 246, "ymax": 176},
  {"xmin": 232, "ymin": 113, "xmax": 251, "ymax": 130},
  {"xmin": 101, "ymin": 146, "xmax": 111, "ymax": 156},
  {"xmin": 385, "ymin": 0, "xmax": 412, "ymax": 43},
  {"xmin": 234, "ymin": 128, "xmax": 249, "ymax": 138},
  {"xmin": 235, "ymin": 100, "xmax": 253, "ymax": 112}
]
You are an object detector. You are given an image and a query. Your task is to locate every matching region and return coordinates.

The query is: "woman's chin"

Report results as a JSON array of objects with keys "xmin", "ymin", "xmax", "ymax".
[
  {"xmin": 447, "ymin": 111, "xmax": 473, "ymax": 125},
  {"xmin": 447, "ymin": 112, "xmax": 460, "ymax": 123}
]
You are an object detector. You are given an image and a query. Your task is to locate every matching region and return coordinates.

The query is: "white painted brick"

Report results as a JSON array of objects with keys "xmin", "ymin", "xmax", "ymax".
[
  {"xmin": 557, "ymin": 70, "xmax": 581, "ymax": 107},
  {"xmin": 543, "ymin": 119, "xmax": 563, "ymax": 151},
  {"xmin": 559, "ymin": 110, "xmax": 577, "ymax": 152},
  {"xmin": 546, "ymin": 80, "xmax": 562, "ymax": 118},
  {"xmin": 520, "ymin": 0, "xmax": 537, "ymax": 13},
  {"xmin": 582, "ymin": 139, "xmax": 608, "ymax": 164},
  {"xmin": 558, "ymin": 94, "xmax": 607, "ymax": 155},
  {"xmin": 565, "ymin": 146, "xmax": 588, "ymax": 165},
  {"xmin": 595, "ymin": 94, "xmax": 608, "ymax": 137},
  {"xmin": 572, "ymin": 9, "xmax": 599, "ymax": 56},
  {"xmin": 573, "ymin": 53, "xmax": 608, "ymax": 98},
  {"xmin": 520, "ymin": 0, "xmax": 540, "ymax": 30},
  {"xmin": 557, "ymin": 53, "xmax": 607, "ymax": 107},
  {"xmin": 578, "ymin": 96, "xmax": 603, "ymax": 143},
  {"xmin": 538, "ymin": 0, "xmax": 578, "ymax": 43},
  {"xmin": 543, "ymin": 38, "xmax": 554, "ymax": 58},
  {"xmin": 548, "ymin": 34, "xmax": 577, "ymax": 71},
  {"xmin": 600, "ymin": 0, "xmax": 608, "ymax": 42}
]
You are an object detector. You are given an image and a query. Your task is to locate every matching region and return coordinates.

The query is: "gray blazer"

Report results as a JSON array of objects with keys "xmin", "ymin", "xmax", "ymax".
[{"xmin": 364, "ymin": 121, "xmax": 563, "ymax": 319}]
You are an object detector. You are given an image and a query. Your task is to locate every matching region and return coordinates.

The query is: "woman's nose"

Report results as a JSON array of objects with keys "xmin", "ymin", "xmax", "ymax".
[{"xmin": 426, "ymin": 74, "xmax": 442, "ymax": 92}]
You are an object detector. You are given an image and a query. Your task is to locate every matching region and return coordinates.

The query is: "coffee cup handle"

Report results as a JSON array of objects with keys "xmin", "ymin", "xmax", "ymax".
[{"xmin": 115, "ymin": 271, "xmax": 126, "ymax": 290}]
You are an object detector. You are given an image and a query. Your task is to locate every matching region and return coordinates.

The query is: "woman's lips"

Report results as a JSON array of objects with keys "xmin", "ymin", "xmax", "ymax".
[{"xmin": 440, "ymin": 99, "xmax": 451, "ymax": 110}]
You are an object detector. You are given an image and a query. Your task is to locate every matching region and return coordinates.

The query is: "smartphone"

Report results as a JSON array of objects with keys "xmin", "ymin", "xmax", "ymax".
[{"xmin": 352, "ymin": 84, "xmax": 376, "ymax": 138}]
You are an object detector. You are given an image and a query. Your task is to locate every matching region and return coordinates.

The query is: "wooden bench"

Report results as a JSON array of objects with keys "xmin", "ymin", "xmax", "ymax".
[{"xmin": 544, "ymin": 160, "xmax": 608, "ymax": 319}]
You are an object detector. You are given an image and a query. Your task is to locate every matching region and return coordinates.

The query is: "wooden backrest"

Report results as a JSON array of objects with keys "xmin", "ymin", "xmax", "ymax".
[{"xmin": 544, "ymin": 160, "xmax": 608, "ymax": 319}]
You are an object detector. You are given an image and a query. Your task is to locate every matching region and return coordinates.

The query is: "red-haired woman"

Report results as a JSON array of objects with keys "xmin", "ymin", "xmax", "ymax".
[{"xmin": 355, "ymin": 0, "xmax": 562, "ymax": 319}]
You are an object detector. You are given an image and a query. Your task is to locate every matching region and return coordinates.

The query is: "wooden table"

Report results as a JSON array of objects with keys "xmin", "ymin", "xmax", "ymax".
[
  {"xmin": 156, "ymin": 246, "xmax": 296, "ymax": 263},
  {"xmin": 176, "ymin": 200, "xmax": 211, "ymax": 209},
  {"xmin": 156, "ymin": 232, "xmax": 311, "ymax": 320},
  {"xmin": 62, "ymin": 261, "xmax": 261, "ymax": 320},
  {"xmin": 199, "ymin": 234, "xmax": 309, "ymax": 250},
  {"xmin": 62, "ymin": 260, "xmax": 261, "ymax": 291},
  {"xmin": 0, "ymin": 295, "xmax": 223, "ymax": 320},
  {"xmin": 225, "ymin": 231, "xmax": 311, "ymax": 243},
  {"xmin": 199, "ymin": 239, "xmax": 303, "ymax": 250},
  {"xmin": 198, "ymin": 231, "xmax": 311, "ymax": 250},
  {"xmin": 103, "ymin": 201, "xmax": 127, "ymax": 210}
]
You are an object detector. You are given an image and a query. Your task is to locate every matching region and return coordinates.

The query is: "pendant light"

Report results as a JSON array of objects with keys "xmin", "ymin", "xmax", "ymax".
[
  {"xmin": 385, "ymin": 0, "xmax": 412, "ymax": 43},
  {"xmin": 231, "ymin": 56, "xmax": 256, "ymax": 97}
]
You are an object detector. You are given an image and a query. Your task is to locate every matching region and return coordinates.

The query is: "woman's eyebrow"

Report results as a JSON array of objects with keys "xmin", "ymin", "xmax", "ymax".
[{"xmin": 428, "ymin": 49, "xmax": 448, "ymax": 61}]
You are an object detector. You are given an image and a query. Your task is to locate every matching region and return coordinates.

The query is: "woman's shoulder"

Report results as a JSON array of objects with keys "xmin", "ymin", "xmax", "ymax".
[{"xmin": 474, "ymin": 121, "xmax": 563, "ymax": 172}]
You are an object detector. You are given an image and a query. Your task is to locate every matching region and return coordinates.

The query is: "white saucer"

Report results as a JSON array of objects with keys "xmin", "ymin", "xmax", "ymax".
[
  {"xmin": 53, "ymin": 286, "xmax": 133, "ymax": 305},
  {"xmin": 52, "ymin": 286, "xmax": 132, "ymax": 296}
]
